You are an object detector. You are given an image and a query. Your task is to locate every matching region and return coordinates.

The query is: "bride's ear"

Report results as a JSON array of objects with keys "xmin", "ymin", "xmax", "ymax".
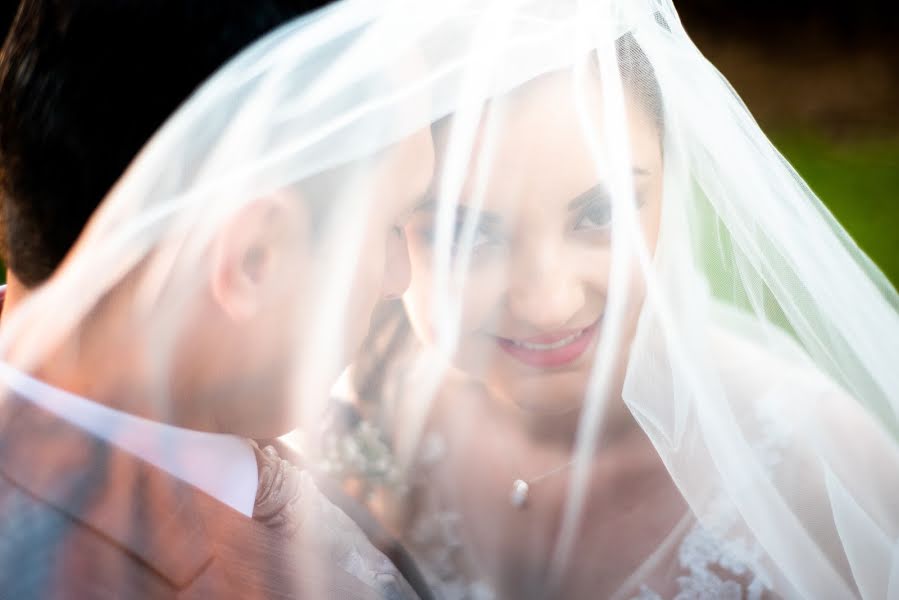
[{"xmin": 210, "ymin": 194, "xmax": 307, "ymax": 321}]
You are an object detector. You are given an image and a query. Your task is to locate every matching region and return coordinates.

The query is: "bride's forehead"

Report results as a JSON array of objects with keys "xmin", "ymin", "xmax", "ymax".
[
  {"xmin": 428, "ymin": 70, "xmax": 659, "ymax": 211},
  {"xmin": 435, "ymin": 73, "xmax": 607, "ymax": 163},
  {"xmin": 429, "ymin": 89, "xmax": 574, "ymax": 185},
  {"xmin": 501, "ymin": 69, "xmax": 590, "ymax": 112}
]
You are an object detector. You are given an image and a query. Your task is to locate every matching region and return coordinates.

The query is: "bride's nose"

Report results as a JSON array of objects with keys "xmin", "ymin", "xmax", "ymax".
[{"xmin": 505, "ymin": 245, "xmax": 585, "ymax": 332}]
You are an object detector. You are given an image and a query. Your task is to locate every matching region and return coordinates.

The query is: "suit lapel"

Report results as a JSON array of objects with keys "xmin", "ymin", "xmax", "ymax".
[
  {"xmin": 0, "ymin": 392, "xmax": 215, "ymax": 587},
  {"xmin": 0, "ymin": 391, "xmax": 408, "ymax": 598}
]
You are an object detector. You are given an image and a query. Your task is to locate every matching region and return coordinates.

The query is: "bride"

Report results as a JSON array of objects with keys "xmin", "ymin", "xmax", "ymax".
[{"xmin": 334, "ymin": 3, "xmax": 899, "ymax": 599}]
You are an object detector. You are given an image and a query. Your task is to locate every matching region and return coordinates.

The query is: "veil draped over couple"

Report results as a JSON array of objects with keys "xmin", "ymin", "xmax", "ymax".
[{"xmin": 1, "ymin": 0, "xmax": 897, "ymax": 598}]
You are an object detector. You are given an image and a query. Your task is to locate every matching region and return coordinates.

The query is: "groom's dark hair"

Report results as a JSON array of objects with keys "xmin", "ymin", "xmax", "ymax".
[{"xmin": 0, "ymin": 0, "xmax": 330, "ymax": 287}]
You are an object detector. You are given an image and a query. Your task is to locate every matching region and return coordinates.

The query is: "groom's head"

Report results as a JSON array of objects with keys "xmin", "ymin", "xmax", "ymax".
[
  {"xmin": 177, "ymin": 128, "xmax": 433, "ymax": 437},
  {"xmin": 161, "ymin": 51, "xmax": 436, "ymax": 438},
  {"xmin": 0, "ymin": 0, "xmax": 331, "ymax": 289},
  {"xmin": 0, "ymin": 0, "xmax": 435, "ymax": 437}
]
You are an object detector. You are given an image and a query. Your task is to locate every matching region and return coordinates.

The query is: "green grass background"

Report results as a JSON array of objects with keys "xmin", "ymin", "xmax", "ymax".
[{"xmin": 769, "ymin": 131, "xmax": 899, "ymax": 289}]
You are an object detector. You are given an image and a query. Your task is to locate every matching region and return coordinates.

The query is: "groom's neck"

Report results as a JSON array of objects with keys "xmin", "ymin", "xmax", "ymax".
[
  {"xmin": 0, "ymin": 270, "xmax": 29, "ymax": 325},
  {"xmin": 27, "ymin": 280, "xmax": 218, "ymax": 433}
]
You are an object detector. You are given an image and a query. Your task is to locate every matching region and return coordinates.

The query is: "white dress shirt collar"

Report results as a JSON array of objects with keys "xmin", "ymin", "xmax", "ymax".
[{"xmin": 0, "ymin": 361, "xmax": 259, "ymax": 516}]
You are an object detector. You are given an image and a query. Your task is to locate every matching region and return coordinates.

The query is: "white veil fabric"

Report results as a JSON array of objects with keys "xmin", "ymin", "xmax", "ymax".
[{"xmin": 1, "ymin": 0, "xmax": 898, "ymax": 599}]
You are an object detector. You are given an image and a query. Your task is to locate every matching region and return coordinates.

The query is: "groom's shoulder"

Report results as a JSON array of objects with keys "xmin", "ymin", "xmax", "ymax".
[
  {"xmin": 0, "ymin": 393, "xmax": 380, "ymax": 599},
  {"xmin": 0, "ymin": 390, "xmax": 215, "ymax": 595},
  {"xmin": 0, "ymin": 469, "xmax": 373, "ymax": 600},
  {"xmin": 0, "ymin": 471, "xmax": 177, "ymax": 597}
]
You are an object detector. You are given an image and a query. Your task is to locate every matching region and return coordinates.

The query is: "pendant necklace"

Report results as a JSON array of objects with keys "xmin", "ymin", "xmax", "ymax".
[{"xmin": 509, "ymin": 459, "xmax": 575, "ymax": 509}]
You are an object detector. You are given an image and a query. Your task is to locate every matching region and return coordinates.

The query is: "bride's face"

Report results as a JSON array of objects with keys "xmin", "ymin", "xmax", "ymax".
[{"xmin": 403, "ymin": 70, "xmax": 663, "ymax": 413}]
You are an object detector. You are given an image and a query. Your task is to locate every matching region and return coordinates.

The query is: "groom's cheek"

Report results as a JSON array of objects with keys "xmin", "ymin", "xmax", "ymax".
[{"xmin": 381, "ymin": 227, "xmax": 412, "ymax": 300}]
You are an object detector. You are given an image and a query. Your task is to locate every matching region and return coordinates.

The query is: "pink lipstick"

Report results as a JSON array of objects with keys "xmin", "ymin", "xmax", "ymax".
[{"xmin": 495, "ymin": 321, "xmax": 599, "ymax": 368}]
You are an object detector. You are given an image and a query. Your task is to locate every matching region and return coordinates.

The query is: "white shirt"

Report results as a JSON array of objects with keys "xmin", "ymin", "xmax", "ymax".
[{"xmin": 0, "ymin": 361, "xmax": 259, "ymax": 516}]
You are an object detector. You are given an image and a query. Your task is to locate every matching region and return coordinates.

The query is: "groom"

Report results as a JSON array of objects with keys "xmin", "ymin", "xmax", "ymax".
[{"xmin": 0, "ymin": 1, "xmax": 431, "ymax": 598}]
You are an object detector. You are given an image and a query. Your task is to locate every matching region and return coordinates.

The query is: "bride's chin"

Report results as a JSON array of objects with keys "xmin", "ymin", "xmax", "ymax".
[
  {"xmin": 509, "ymin": 396, "xmax": 585, "ymax": 442},
  {"xmin": 490, "ymin": 376, "xmax": 584, "ymax": 414},
  {"xmin": 512, "ymin": 394, "xmax": 583, "ymax": 416},
  {"xmin": 503, "ymin": 366, "xmax": 592, "ymax": 402}
]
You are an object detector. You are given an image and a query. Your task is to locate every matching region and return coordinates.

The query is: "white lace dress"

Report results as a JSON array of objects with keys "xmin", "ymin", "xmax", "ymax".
[{"xmin": 401, "ymin": 406, "xmax": 788, "ymax": 600}]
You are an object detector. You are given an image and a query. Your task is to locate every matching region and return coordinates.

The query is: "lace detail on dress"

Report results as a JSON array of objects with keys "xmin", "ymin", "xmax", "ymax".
[
  {"xmin": 322, "ymin": 387, "xmax": 792, "ymax": 599},
  {"xmin": 629, "ymin": 400, "xmax": 788, "ymax": 600},
  {"xmin": 628, "ymin": 517, "xmax": 770, "ymax": 600},
  {"xmin": 404, "ymin": 403, "xmax": 790, "ymax": 600},
  {"xmin": 406, "ymin": 433, "xmax": 496, "ymax": 600}
]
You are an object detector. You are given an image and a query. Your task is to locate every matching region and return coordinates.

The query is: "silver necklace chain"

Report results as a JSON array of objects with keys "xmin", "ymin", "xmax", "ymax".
[{"xmin": 510, "ymin": 459, "xmax": 575, "ymax": 509}]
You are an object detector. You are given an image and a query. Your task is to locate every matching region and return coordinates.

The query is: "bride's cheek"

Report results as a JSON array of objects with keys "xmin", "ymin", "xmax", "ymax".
[{"xmin": 463, "ymin": 263, "xmax": 505, "ymax": 322}]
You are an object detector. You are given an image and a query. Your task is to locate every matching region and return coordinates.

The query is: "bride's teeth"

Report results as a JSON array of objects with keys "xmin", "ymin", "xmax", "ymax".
[{"xmin": 511, "ymin": 328, "xmax": 584, "ymax": 351}]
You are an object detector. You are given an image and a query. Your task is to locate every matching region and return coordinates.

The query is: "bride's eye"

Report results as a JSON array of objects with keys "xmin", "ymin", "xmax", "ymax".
[
  {"xmin": 572, "ymin": 194, "xmax": 647, "ymax": 232},
  {"xmin": 573, "ymin": 199, "xmax": 612, "ymax": 231},
  {"xmin": 463, "ymin": 227, "xmax": 496, "ymax": 256}
]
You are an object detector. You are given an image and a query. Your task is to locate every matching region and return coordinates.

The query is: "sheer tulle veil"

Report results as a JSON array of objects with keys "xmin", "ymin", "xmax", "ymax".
[{"xmin": 1, "ymin": 0, "xmax": 897, "ymax": 598}]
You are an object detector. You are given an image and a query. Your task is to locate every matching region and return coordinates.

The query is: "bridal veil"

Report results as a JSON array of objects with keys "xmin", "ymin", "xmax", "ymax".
[{"xmin": 1, "ymin": 0, "xmax": 897, "ymax": 597}]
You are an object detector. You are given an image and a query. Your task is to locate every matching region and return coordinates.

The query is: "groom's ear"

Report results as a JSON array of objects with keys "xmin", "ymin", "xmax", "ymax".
[{"xmin": 210, "ymin": 194, "xmax": 308, "ymax": 321}]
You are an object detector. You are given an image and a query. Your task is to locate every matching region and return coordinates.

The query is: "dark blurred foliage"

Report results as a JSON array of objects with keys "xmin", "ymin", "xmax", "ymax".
[
  {"xmin": 677, "ymin": 0, "xmax": 899, "ymax": 47},
  {"xmin": 3, "ymin": 0, "xmax": 894, "ymax": 134},
  {"xmin": 677, "ymin": 0, "xmax": 898, "ymax": 134},
  {"xmin": 5, "ymin": 1, "xmax": 894, "ymax": 49},
  {"xmin": 2, "ymin": 3, "xmax": 16, "ymax": 43}
]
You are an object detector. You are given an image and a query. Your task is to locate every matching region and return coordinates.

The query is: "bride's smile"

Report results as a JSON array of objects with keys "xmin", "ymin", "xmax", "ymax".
[{"xmin": 491, "ymin": 318, "xmax": 600, "ymax": 369}]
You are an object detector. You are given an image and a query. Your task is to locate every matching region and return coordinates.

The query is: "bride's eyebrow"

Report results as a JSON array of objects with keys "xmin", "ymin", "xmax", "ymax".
[
  {"xmin": 414, "ymin": 197, "xmax": 503, "ymax": 228},
  {"xmin": 567, "ymin": 168, "xmax": 651, "ymax": 211}
]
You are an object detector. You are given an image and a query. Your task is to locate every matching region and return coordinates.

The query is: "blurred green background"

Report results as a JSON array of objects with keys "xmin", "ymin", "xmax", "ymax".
[
  {"xmin": 770, "ymin": 134, "xmax": 899, "ymax": 284},
  {"xmin": 680, "ymin": 0, "xmax": 898, "ymax": 286}
]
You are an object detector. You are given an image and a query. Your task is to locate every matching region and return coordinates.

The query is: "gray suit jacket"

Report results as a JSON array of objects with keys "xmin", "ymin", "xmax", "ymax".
[{"xmin": 0, "ymin": 392, "xmax": 404, "ymax": 599}]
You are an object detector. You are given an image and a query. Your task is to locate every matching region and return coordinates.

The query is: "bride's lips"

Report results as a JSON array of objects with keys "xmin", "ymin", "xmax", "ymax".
[{"xmin": 494, "ymin": 320, "xmax": 599, "ymax": 368}]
